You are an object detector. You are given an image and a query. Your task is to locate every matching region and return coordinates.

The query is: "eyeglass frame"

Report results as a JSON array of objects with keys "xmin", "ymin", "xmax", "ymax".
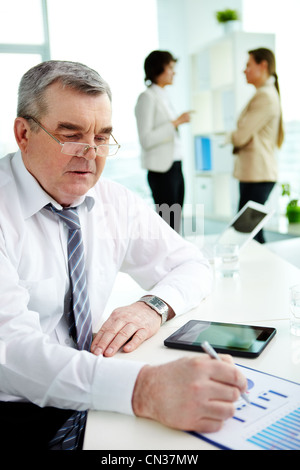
[{"xmin": 23, "ymin": 115, "xmax": 120, "ymax": 157}]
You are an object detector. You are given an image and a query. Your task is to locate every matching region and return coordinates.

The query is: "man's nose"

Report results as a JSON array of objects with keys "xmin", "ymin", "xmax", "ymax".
[{"xmin": 82, "ymin": 144, "xmax": 97, "ymax": 159}]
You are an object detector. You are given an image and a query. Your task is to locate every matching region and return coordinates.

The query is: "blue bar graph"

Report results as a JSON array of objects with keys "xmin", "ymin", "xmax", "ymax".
[
  {"xmin": 250, "ymin": 401, "xmax": 268, "ymax": 410},
  {"xmin": 268, "ymin": 390, "xmax": 288, "ymax": 398},
  {"xmin": 247, "ymin": 407, "xmax": 300, "ymax": 450}
]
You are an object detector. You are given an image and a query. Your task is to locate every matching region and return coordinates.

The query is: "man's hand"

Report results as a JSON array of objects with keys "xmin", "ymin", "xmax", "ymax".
[
  {"xmin": 91, "ymin": 302, "xmax": 162, "ymax": 357},
  {"xmin": 132, "ymin": 355, "xmax": 248, "ymax": 434}
]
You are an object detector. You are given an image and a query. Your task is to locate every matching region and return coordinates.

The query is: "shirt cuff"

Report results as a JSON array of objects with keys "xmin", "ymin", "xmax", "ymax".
[{"xmin": 91, "ymin": 356, "xmax": 145, "ymax": 415}]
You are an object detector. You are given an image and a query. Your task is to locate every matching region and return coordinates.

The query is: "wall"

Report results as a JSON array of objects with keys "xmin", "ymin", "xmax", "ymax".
[{"xmin": 186, "ymin": 0, "xmax": 242, "ymax": 53}]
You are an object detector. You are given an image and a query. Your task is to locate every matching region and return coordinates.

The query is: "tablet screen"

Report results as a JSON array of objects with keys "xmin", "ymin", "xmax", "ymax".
[{"xmin": 164, "ymin": 321, "xmax": 276, "ymax": 357}]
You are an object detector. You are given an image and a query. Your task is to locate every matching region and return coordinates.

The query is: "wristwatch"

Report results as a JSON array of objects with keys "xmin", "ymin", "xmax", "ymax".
[{"xmin": 138, "ymin": 295, "xmax": 169, "ymax": 325}]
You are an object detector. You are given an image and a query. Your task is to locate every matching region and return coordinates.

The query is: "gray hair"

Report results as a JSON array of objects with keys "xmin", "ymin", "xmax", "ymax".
[{"xmin": 17, "ymin": 60, "xmax": 112, "ymax": 123}]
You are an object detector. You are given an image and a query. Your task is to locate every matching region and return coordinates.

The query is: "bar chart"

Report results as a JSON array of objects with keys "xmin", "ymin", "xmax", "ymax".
[
  {"xmin": 247, "ymin": 406, "xmax": 300, "ymax": 450},
  {"xmin": 195, "ymin": 365, "xmax": 300, "ymax": 450}
]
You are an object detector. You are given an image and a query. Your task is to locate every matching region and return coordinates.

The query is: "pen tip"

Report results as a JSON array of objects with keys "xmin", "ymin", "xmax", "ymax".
[{"xmin": 242, "ymin": 393, "xmax": 251, "ymax": 404}]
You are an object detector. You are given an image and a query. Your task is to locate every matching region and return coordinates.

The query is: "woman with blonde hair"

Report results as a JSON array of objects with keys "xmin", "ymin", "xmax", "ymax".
[{"xmin": 228, "ymin": 47, "xmax": 284, "ymax": 243}]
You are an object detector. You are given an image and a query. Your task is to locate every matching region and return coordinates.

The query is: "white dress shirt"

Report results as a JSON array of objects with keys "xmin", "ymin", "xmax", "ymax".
[{"xmin": 0, "ymin": 150, "xmax": 212, "ymax": 415}]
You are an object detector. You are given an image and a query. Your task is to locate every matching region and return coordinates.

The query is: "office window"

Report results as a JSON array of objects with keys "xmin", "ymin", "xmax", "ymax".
[
  {"xmin": 0, "ymin": 0, "xmax": 158, "ymax": 203},
  {"xmin": 0, "ymin": 0, "xmax": 50, "ymax": 156},
  {"xmin": 0, "ymin": 1, "xmax": 44, "ymax": 44}
]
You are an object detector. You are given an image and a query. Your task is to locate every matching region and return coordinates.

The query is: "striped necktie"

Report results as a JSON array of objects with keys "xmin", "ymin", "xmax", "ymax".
[
  {"xmin": 46, "ymin": 204, "xmax": 92, "ymax": 351},
  {"xmin": 45, "ymin": 204, "xmax": 92, "ymax": 449}
]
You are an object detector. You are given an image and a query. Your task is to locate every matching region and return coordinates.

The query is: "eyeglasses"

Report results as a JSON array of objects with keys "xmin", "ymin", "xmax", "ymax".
[{"xmin": 23, "ymin": 116, "xmax": 120, "ymax": 157}]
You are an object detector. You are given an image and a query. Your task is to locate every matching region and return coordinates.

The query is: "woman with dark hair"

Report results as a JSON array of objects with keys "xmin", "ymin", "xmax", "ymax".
[
  {"xmin": 227, "ymin": 47, "xmax": 284, "ymax": 243},
  {"xmin": 135, "ymin": 50, "xmax": 192, "ymax": 233}
]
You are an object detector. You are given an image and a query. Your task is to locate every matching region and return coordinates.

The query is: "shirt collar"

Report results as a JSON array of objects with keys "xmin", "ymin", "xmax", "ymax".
[
  {"xmin": 11, "ymin": 150, "xmax": 95, "ymax": 219},
  {"xmin": 262, "ymin": 76, "xmax": 276, "ymax": 88},
  {"xmin": 151, "ymin": 83, "xmax": 168, "ymax": 97}
]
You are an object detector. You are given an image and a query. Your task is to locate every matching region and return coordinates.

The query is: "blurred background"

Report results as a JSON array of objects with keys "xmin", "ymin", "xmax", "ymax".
[{"xmin": 1, "ymin": 0, "xmax": 299, "ymax": 241}]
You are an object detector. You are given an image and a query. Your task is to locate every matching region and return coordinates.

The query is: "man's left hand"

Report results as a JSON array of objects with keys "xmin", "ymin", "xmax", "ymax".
[{"xmin": 90, "ymin": 302, "xmax": 162, "ymax": 357}]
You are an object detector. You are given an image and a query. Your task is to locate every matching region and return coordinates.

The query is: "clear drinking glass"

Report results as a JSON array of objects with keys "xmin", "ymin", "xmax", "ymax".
[{"xmin": 214, "ymin": 243, "xmax": 240, "ymax": 278}]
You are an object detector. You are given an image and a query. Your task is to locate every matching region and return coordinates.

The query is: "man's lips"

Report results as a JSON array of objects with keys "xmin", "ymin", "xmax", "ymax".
[{"xmin": 67, "ymin": 169, "xmax": 94, "ymax": 174}]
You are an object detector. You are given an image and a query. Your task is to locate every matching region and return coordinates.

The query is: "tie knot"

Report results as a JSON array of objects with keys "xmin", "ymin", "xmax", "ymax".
[{"xmin": 45, "ymin": 203, "xmax": 81, "ymax": 231}]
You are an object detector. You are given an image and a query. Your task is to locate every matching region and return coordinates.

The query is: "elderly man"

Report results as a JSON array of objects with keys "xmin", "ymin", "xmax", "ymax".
[{"xmin": 0, "ymin": 60, "xmax": 247, "ymax": 450}]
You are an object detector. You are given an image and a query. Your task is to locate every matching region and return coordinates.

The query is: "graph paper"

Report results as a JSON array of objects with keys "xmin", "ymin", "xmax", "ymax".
[{"xmin": 192, "ymin": 365, "xmax": 300, "ymax": 450}]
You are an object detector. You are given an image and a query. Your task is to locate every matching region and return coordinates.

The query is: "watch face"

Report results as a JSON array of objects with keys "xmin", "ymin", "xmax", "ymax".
[
  {"xmin": 140, "ymin": 296, "xmax": 168, "ymax": 323},
  {"xmin": 150, "ymin": 297, "xmax": 166, "ymax": 311}
]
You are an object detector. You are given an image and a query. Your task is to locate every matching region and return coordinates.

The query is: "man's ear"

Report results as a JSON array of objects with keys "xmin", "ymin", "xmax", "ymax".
[{"xmin": 14, "ymin": 117, "xmax": 31, "ymax": 153}]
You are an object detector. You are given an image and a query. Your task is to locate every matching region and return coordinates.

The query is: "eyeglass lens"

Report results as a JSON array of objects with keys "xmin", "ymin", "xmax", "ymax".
[{"xmin": 61, "ymin": 141, "xmax": 118, "ymax": 157}]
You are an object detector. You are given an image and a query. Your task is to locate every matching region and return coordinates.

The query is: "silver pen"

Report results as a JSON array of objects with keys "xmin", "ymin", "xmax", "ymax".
[{"xmin": 201, "ymin": 340, "xmax": 251, "ymax": 405}]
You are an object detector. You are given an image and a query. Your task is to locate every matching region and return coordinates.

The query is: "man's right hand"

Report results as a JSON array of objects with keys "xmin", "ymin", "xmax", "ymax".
[{"xmin": 132, "ymin": 355, "xmax": 247, "ymax": 434}]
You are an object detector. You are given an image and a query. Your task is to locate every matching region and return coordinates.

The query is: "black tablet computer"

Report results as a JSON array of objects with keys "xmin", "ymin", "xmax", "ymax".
[{"xmin": 164, "ymin": 320, "xmax": 276, "ymax": 358}]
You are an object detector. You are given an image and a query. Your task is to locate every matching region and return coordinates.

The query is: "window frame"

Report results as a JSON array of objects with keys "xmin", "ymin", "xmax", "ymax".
[{"xmin": 0, "ymin": 0, "xmax": 50, "ymax": 61}]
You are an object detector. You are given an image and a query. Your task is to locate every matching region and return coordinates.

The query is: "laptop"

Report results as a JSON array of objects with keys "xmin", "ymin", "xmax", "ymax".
[{"xmin": 203, "ymin": 200, "xmax": 274, "ymax": 261}]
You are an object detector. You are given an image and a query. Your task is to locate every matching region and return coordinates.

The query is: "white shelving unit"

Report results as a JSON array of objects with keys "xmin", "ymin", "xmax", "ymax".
[{"xmin": 191, "ymin": 30, "xmax": 275, "ymax": 220}]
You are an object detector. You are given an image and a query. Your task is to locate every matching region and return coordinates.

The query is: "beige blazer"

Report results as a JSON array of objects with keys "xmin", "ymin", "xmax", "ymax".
[
  {"xmin": 231, "ymin": 79, "xmax": 281, "ymax": 182},
  {"xmin": 135, "ymin": 85, "xmax": 177, "ymax": 172}
]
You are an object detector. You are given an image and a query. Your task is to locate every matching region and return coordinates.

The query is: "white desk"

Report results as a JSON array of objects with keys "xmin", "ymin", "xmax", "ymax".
[{"xmin": 83, "ymin": 241, "xmax": 300, "ymax": 450}]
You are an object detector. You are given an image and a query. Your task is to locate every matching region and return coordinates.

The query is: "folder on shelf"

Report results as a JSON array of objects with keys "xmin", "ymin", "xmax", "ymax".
[{"xmin": 194, "ymin": 136, "xmax": 212, "ymax": 171}]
